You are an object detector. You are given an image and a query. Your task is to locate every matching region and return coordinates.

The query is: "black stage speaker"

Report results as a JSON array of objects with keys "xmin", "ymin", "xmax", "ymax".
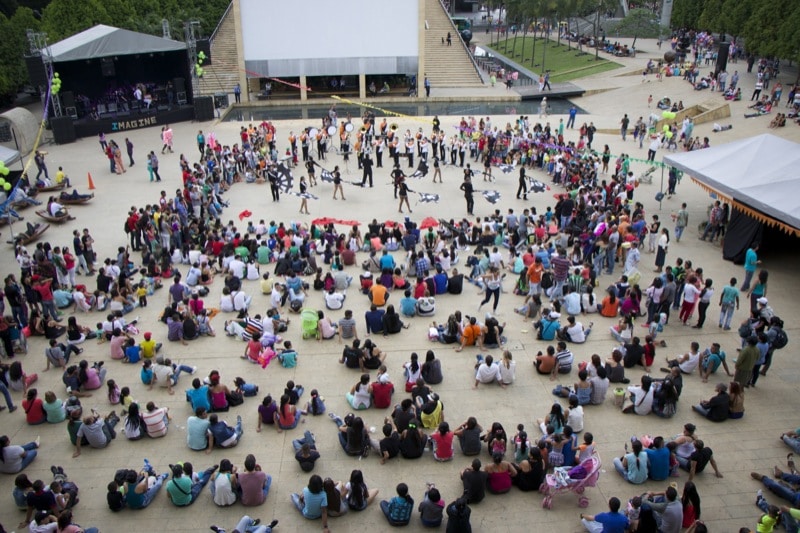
[
  {"xmin": 715, "ymin": 43, "xmax": 729, "ymax": 76},
  {"xmin": 173, "ymin": 77, "xmax": 186, "ymax": 94},
  {"xmin": 50, "ymin": 116, "xmax": 76, "ymax": 145},
  {"xmin": 61, "ymin": 91, "xmax": 77, "ymax": 119},
  {"xmin": 197, "ymin": 39, "xmax": 212, "ymax": 65},
  {"xmin": 25, "ymin": 56, "xmax": 48, "ymax": 87},
  {"xmin": 101, "ymin": 57, "xmax": 115, "ymax": 77},
  {"xmin": 194, "ymin": 96, "xmax": 214, "ymax": 121}
]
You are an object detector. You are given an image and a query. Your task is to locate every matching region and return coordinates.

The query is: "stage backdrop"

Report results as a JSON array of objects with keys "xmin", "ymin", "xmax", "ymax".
[{"xmin": 240, "ymin": 0, "xmax": 419, "ymax": 77}]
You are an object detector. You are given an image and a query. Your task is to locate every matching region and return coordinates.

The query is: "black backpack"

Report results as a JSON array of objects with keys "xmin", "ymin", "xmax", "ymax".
[
  {"xmin": 541, "ymin": 271, "xmax": 554, "ymax": 290},
  {"xmin": 772, "ymin": 327, "xmax": 788, "ymax": 350}
]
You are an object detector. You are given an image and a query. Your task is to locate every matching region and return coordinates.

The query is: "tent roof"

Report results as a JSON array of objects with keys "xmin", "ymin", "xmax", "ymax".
[
  {"xmin": 47, "ymin": 24, "xmax": 186, "ymax": 63},
  {"xmin": 663, "ymin": 134, "xmax": 800, "ymax": 232},
  {"xmin": 0, "ymin": 145, "xmax": 20, "ymax": 166}
]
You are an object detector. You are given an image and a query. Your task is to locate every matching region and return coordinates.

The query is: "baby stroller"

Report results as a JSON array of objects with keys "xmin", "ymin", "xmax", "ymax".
[
  {"xmin": 541, "ymin": 453, "xmax": 602, "ymax": 509},
  {"xmin": 300, "ymin": 308, "xmax": 319, "ymax": 340}
]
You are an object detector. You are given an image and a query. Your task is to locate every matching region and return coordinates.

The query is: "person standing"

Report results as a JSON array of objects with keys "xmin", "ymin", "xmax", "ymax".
[
  {"xmin": 654, "ymin": 228, "xmax": 669, "ymax": 273},
  {"xmin": 446, "ymin": 32, "xmax": 452, "ymax": 46},
  {"xmin": 233, "ymin": 82, "xmax": 241, "ymax": 104},
  {"xmin": 542, "ymin": 71, "xmax": 551, "ymax": 91},
  {"xmin": 478, "ymin": 267, "xmax": 502, "ymax": 313},
  {"xmin": 397, "ymin": 178, "xmax": 413, "ymax": 214},
  {"xmin": 460, "ymin": 175, "xmax": 475, "ymax": 215},
  {"xmin": 34, "ymin": 151, "xmax": 49, "ymax": 181},
  {"xmin": 432, "ymin": 157, "xmax": 442, "ymax": 183},
  {"xmin": 620, "ymin": 114, "xmax": 629, "ymax": 141},
  {"xmin": 125, "ymin": 138, "xmax": 135, "ymax": 167},
  {"xmin": 298, "ymin": 176, "xmax": 310, "ymax": 215},
  {"xmin": 672, "ymin": 203, "xmax": 688, "ymax": 242},
  {"xmin": 516, "ymin": 167, "xmax": 527, "ymax": 200},
  {"xmin": 740, "ymin": 243, "xmax": 760, "ymax": 292},
  {"xmin": 647, "ymin": 135, "xmax": 660, "ymax": 162},
  {"xmin": 424, "ymin": 77, "xmax": 431, "ymax": 97},
  {"xmin": 332, "ymin": 166, "xmax": 345, "ymax": 200},
  {"xmin": 566, "ymin": 105, "xmax": 577, "ymax": 128},
  {"xmin": 734, "ymin": 336, "xmax": 759, "ymax": 388},
  {"xmin": 197, "ymin": 130, "xmax": 205, "ymax": 158},
  {"xmin": 718, "ymin": 277, "xmax": 739, "ymax": 330},
  {"xmin": 361, "ymin": 152, "xmax": 374, "ymax": 187},
  {"xmin": 148, "ymin": 152, "xmax": 161, "ymax": 182}
]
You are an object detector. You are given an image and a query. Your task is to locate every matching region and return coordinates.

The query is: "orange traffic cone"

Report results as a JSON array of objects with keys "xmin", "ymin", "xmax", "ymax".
[{"xmin": 87, "ymin": 172, "xmax": 96, "ymax": 190}]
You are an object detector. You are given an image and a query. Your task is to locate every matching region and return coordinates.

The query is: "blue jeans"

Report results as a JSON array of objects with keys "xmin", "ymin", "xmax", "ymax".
[
  {"xmin": 11, "ymin": 305, "xmax": 27, "ymax": 328},
  {"xmin": 758, "ymin": 493, "xmax": 799, "ymax": 533},
  {"xmin": 605, "ymin": 247, "xmax": 615, "ymax": 274},
  {"xmin": 233, "ymin": 515, "xmax": 273, "ymax": 533},
  {"xmin": 293, "ymin": 430, "xmax": 317, "ymax": 453},
  {"xmin": 279, "ymin": 412, "xmax": 301, "ymax": 430},
  {"xmin": 18, "ymin": 442, "xmax": 38, "ymax": 471},
  {"xmin": 134, "ymin": 474, "xmax": 166, "ymax": 508},
  {"xmin": 760, "ymin": 473, "xmax": 800, "ymax": 507},
  {"xmin": 170, "ymin": 364, "xmax": 195, "ymax": 385},
  {"xmin": 674, "ymin": 225, "xmax": 685, "ymax": 241},
  {"xmin": 783, "ymin": 436, "xmax": 800, "ymax": 455},
  {"xmin": 184, "ymin": 466, "xmax": 216, "ymax": 504},
  {"xmin": 0, "ymin": 381, "xmax": 15, "ymax": 409},
  {"xmin": 42, "ymin": 300, "xmax": 59, "ymax": 322},
  {"xmin": 719, "ymin": 302, "xmax": 735, "ymax": 328},
  {"xmin": 741, "ymin": 270, "xmax": 755, "ymax": 292},
  {"xmin": 550, "ymin": 280, "xmax": 566, "ymax": 301}
]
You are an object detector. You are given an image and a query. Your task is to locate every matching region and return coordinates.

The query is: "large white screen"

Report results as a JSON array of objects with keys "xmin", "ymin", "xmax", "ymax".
[{"xmin": 240, "ymin": 0, "xmax": 419, "ymax": 62}]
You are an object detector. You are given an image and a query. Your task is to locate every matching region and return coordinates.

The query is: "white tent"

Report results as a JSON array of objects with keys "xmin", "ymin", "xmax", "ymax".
[
  {"xmin": 663, "ymin": 134, "xmax": 800, "ymax": 234},
  {"xmin": 46, "ymin": 24, "xmax": 186, "ymax": 63}
]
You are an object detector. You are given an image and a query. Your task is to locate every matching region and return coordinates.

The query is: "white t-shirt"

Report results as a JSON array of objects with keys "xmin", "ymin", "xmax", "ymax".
[
  {"xmin": 498, "ymin": 361, "xmax": 516, "ymax": 384},
  {"xmin": 628, "ymin": 385, "xmax": 655, "ymax": 415},
  {"xmin": 233, "ymin": 291, "xmax": 250, "ymax": 311},
  {"xmin": 566, "ymin": 323, "xmax": 586, "ymax": 343},
  {"xmin": 228, "ymin": 259, "xmax": 246, "ymax": 279},
  {"xmin": 475, "ymin": 363, "xmax": 501, "ymax": 384},
  {"xmin": 682, "ymin": 284, "xmax": 701, "ymax": 304},
  {"xmin": 153, "ymin": 364, "xmax": 173, "ymax": 388},
  {"xmin": 325, "ymin": 292, "xmax": 345, "ymax": 310},
  {"xmin": 567, "ymin": 405, "xmax": 584, "ymax": 432},
  {"xmin": 220, "ymin": 293, "xmax": 235, "ymax": 313},
  {"xmin": 679, "ymin": 351, "xmax": 701, "ymax": 374}
]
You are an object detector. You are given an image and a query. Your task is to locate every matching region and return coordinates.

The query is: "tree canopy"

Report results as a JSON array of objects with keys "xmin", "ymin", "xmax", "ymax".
[{"xmin": 672, "ymin": 0, "xmax": 800, "ymax": 65}]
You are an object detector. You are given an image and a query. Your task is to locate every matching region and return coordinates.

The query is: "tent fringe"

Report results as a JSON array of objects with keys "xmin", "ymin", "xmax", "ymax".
[{"xmin": 690, "ymin": 177, "xmax": 800, "ymax": 236}]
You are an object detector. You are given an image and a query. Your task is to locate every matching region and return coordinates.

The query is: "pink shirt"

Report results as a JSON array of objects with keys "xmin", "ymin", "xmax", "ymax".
[
  {"xmin": 109, "ymin": 335, "xmax": 126, "ymax": 360},
  {"xmin": 83, "ymin": 368, "xmax": 103, "ymax": 390}
]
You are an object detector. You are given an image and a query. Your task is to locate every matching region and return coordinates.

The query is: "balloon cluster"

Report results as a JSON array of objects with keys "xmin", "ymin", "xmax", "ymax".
[
  {"xmin": 661, "ymin": 110, "xmax": 677, "ymax": 120},
  {"xmin": 50, "ymin": 72, "xmax": 61, "ymax": 95},
  {"xmin": 195, "ymin": 51, "xmax": 206, "ymax": 78},
  {"xmin": 0, "ymin": 160, "xmax": 12, "ymax": 191}
]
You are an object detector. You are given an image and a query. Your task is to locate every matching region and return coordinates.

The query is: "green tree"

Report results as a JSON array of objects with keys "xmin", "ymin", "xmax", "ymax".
[
  {"xmin": 615, "ymin": 7, "xmax": 663, "ymax": 47},
  {"xmin": 41, "ymin": 0, "xmax": 111, "ymax": 41},
  {"xmin": 720, "ymin": 0, "xmax": 754, "ymax": 38},
  {"xmin": 671, "ymin": 0, "xmax": 705, "ymax": 29},
  {"xmin": 697, "ymin": 0, "xmax": 724, "ymax": 33}
]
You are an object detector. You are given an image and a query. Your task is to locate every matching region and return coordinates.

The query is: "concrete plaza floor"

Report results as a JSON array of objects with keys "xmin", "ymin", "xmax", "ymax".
[{"xmin": 1, "ymin": 37, "xmax": 799, "ymax": 533}]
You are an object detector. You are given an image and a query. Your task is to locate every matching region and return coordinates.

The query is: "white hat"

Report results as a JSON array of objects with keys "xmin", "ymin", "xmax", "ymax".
[
  {"xmin": 363, "ymin": 272, "xmax": 372, "ymax": 278},
  {"xmin": 549, "ymin": 311, "xmax": 561, "ymax": 319},
  {"xmin": 378, "ymin": 373, "xmax": 390, "ymax": 384},
  {"xmin": 757, "ymin": 297, "xmax": 768, "ymax": 305}
]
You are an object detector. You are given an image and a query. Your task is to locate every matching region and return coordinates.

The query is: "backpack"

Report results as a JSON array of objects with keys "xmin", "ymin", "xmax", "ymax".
[
  {"xmin": 226, "ymin": 390, "xmax": 244, "ymax": 407},
  {"xmin": 541, "ymin": 271, "xmax": 554, "ymax": 290},
  {"xmin": 123, "ymin": 220, "xmax": 131, "ymax": 233},
  {"xmin": 772, "ymin": 327, "xmax": 788, "ymax": 350}
]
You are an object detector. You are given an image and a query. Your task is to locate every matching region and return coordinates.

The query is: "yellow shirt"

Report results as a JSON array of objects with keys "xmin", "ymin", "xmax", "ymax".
[
  {"xmin": 55, "ymin": 170, "xmax": 66, "ymax": 184},
  {"xmin": 260, "ymin": 278, "xmax": 274, "ymax": 294},
  {"xmin": 139, "ymin": 339, "xmax": 157, "ymax": 359},
  {"xmin": 136, "ymin": 287, "xmax": 147, "ymax": 298}
]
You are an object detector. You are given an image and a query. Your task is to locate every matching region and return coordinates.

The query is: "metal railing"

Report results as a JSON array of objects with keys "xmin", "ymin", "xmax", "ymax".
[{"xmin": 436, "ymin": 0, "xmax": 484, "ymax": 84}]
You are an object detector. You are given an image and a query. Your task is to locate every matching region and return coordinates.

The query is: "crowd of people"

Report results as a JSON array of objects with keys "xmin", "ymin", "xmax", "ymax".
[{"xmin": 0, "ymin": 42, "xmax": 797, "ymax": 530}]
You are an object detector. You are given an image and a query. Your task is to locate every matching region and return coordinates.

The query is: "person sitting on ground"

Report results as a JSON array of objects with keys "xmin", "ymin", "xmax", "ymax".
[
  {"xmin": 692, "ymin": 383, "xmax": 730, "ymax": 422},
  {"xmin": 123, "ymin": 459, "xmax": 169, "ymax": 510},
  {"xmin": 210, "ymin": 458, "xmax": 238, "ymax": 507},
  {"xmin": 165, "ymin": 462, "xmax": 217, "ymax": 507},
  {"xmin": 382, "ymin": 304, "xmax": 409, "ymax": 335},
  {"xmin": 344, "ymin": 469, "xmax": 380, "ymax": 511},
  {"xmin": 580, "ymin": 496, "xmax": 630, "ymax": 533},
  {"xmin": 663, "ymin": 341, "xmax": 701, "ymax": 374},
  {"xmin": 73, "ymin": 409, "xmax": 120, "ymax": 457},
  {"xmin": 238, "ymin": 453, "xmax": 272, "ymax": 507},
  {"xmin": 380, "ymin": 482, "xmax": 414, "ymax": 527},
  {"xmin": 461, "ymin": 458, "xmax": 488, "ymax": 503},
  {"xmin": 456, "ymin": 316, "xmax": 483, "ymax": 352},
  {"xmin": 474, "ymin": 355, "xmax": 505, "ymax": 389},
  {"xmin": 364, "ymin": 305, "xmax": 385, "ymax": 336},
  {"xmin": 346, "ymin": 374, "xmax": 373, "ymax": 410},
  {"xmin": 207, "ymin": 413, "xmax": 243, "ymax": 449},
  {"xmin": 558, "ymin": 315, "xmax": 593, "ymax": 344}
]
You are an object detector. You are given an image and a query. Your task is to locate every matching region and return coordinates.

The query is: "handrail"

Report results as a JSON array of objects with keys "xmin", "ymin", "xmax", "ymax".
[
  {"xmin": 210, "ymin": 1, "xmax": 234, "ymax": 42},
  {"xmin": 436, "ymin": 0, "xmax": 484, "ymax": 84}
]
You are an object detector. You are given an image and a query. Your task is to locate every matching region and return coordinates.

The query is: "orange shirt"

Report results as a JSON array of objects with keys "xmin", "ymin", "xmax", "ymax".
[
  {"xmin": 600, "ymin": 296, "xmax": 619, "ymax": 318},
  {"xmin": 527, "ymin": 263, "xmax": 544, "ymax": 283},
  {"xmin": 462, "ymin": 324, "xmax": 481, "ymax": 346},
  {"xmin": 369, "ymin": 284, "xmax": 388, "ymax": 306}
]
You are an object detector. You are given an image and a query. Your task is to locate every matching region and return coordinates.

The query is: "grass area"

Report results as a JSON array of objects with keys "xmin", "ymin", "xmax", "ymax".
[{"xmin": 489, "ymin": 37, "xmax": 622, "ymax": 83}]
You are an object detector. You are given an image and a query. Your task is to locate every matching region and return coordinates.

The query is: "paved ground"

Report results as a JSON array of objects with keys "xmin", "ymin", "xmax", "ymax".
[{"xmin": 1, "ymin": 37, "xmax": 799, "ymax": 533}]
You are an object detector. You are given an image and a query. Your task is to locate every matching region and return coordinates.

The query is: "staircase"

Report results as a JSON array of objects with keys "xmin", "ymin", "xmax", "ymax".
[
  {"xmin": 197, "ymin": 3, "xmax": 241, "ymax": 97},
  {"xmin": 423, "ymin": 0, "xmax": 483, "ymax": 88}
]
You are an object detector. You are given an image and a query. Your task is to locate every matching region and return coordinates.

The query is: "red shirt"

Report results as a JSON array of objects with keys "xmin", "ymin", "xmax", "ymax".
[
  {"xmin": 371, "ymin": 381, "xmax": 394, "ymax": 408},
  {"xmin": 431, "ymin": 431, "xmax": 454, "ymax": 460},
  {"xmin": 34, "ymin": 280, "xmax": 53, "ymax": 302}
]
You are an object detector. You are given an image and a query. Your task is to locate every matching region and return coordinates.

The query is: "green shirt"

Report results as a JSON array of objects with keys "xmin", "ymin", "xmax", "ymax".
[
  {"xmin": 166, "ymin": 476, "xmax": 193, "ymax": 506},
  {"xmin": 720, "ymin": 285, "xmax": 739, "ymax": 304},
  {"xmin": 256, "ymin": 246, "xmax": 270, "ymax": 264},
  {"xmin": 235, "ymin": 246, "xmax": 250, "ymax": 261}
]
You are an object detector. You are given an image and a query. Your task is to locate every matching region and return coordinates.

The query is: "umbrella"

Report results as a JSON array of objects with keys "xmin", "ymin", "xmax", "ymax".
[
  {"xmin": 312, "ymin": 217, "xmax": 337, "ymax": 226},
  {"xmin": 383, "ymin": 220, "xmax": 398, "ymax": 228},
  {"xmin": 419, "ymin": 216, "xmax": 439, "ymax": 229}
]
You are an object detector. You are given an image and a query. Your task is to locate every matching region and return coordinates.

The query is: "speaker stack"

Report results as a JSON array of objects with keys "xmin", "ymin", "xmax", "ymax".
[
  {"xmin": 194, "ymin": 96, "xmax": 214, "ymax": 122},
  {"xmin": 50, "ymin": 116, "xmax": 76, "ymax": 145}
]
